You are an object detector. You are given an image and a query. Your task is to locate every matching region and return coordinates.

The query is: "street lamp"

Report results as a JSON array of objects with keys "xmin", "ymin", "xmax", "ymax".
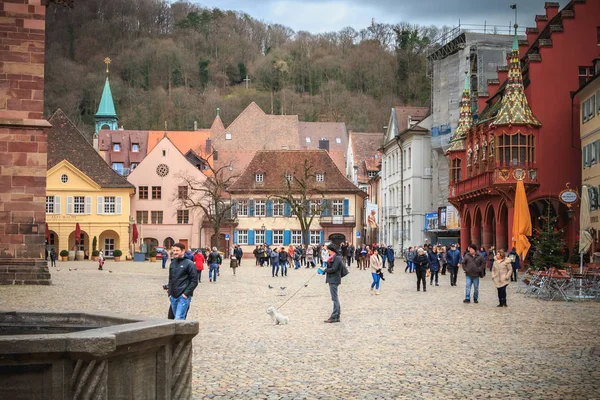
[{"xmin": 567, "ymin": 207, "xmax": 575, "ymax": 220}]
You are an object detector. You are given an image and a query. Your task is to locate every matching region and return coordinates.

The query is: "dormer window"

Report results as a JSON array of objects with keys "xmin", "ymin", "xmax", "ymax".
[
  {"xmin": 132, "ymin": 143, "xmax": 139, "ymax": 152},
  {"xmin": 335, "ymin": 138, "xmax": 341, "ymax": 144},
  {"xmin": 255, "ymin": 173, "xmax": 264, "ymax": 182},
  {"xmin": 285, "ymin": 173, "xmax": 293, "ymax": 182},
  {"xmin": 113, "ymin": 143, "xmax": 121, "ymax": 152},
  {"xmin": 225, "ymin": 132, "xmax": 232, "ymax": 140},
  {"xmin": 368, "ymin": 171, "xmax": 377, "ymax": 178},
  {"xmin": 316, "ymin": 173, "xmax": 324, "ymax": 182},
  {"xmin": 305, "ymin": 137, "xmax": 311, "ymax": 143}
]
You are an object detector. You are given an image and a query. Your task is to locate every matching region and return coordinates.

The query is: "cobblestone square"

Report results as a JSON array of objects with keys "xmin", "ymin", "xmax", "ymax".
[{"xmin": 2, "ymin": 260, "xmax": 600, "ymax": 399}]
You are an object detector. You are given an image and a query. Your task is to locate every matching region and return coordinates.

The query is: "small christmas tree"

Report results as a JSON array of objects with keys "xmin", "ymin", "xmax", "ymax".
[{"xmin": 530, "ymin": 203, "xmax": 565, "ymax": 270}]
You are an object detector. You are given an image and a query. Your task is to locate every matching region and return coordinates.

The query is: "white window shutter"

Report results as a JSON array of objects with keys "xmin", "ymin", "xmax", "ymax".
[
  {"xmin": 116, "ymin": 196, "xmax": 122, "ymax": 215},
  {"xmin": 54, "ymin": 196, "xmax": 61, "ymax": 214},
  {"xmin": 97, "ymin": 196, "xmax": 104, "ymax": 215},
  {"xmin": 85, "ymin": 196, "xmax": 92, "ymax": 214},
  {"xmin": 66, "ymin": 196, "xmax": 73, "ymax": 215}
]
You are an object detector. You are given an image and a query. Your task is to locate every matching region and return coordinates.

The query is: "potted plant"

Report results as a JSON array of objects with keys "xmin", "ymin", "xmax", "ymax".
[
  {"xmin": 113, "ymin": 249, "xmax": 122, "ymax": 262},
  {"xmin": 59, "ymin": 250, "xmax": 69, "ymax": 261},
  {"xmin": 149, "ymin": 250, "xmax": 157, "ymax": 262},
  {"xmin": 91, "ymin": 236, "xmax": 97, "ymax": 260}
]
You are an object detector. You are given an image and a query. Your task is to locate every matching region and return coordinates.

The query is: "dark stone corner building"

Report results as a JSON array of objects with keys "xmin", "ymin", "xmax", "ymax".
[{"xmin": 0, "ymin": 0, "xmax": 75, "ymax": 285}]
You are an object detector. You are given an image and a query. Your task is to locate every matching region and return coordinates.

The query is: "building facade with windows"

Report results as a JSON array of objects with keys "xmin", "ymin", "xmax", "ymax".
[
  {"xmin": 227, "ymin": 150, "xmax": 366, "ymax": 253},
  {"xmin": 576, "ymin": 59, "xmax": 600, "ymax": 235},
  {"xmin": 381, "ymin": 107, "xmax": 430, "ymax": 252},
  {"xmin": 446, "ymin": 0, "xmax": 600, "ymax": 251},
  {"xmin": 127, "ymin": 136, "xmax": 206, "ymax": 252},
  {"xmin": 46, "ymin": 110, "xmax": 135, "ymax": 258}
]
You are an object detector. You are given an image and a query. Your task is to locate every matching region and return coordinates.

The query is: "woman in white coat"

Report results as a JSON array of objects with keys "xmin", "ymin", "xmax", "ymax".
[{"xmin": 370, "ymin": 248, "xmax": 383, "ymax": 295}]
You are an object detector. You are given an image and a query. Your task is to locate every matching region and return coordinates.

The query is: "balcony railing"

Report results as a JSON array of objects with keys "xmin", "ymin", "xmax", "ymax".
[
  {"xmin": 320, "ymin": 215, "xmax": 356, "ymax": 225},
  {"xmin": 449, "ymin": 167, "xmax": 538, "ymax": 199}
]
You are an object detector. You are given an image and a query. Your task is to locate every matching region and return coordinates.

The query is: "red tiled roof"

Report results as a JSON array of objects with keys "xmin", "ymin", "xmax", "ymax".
[
  {"xmin": 351, "ymin": 132, "xmax": 384, "ymax": 183},
  {"xmin": 228, "ymin": 150, "xmax": 365, "ymax": 195},
  {"xmin": 394, "ymin": 107, "xmax": 429, "ymax": 132},
  {"xmin": 47, "ymin": 109, "xmax": 134, "ymax": 189}
]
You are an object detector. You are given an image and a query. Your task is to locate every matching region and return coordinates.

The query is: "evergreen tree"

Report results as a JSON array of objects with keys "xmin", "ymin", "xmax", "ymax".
[{"xmin": 530, "ymin": 204, "xmax": 565, "ymax": 270}]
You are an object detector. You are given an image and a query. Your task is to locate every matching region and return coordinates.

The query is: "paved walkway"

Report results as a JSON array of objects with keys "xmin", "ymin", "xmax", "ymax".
[{"xmin": 2, "ymin": 259, "xmax": 600, "ymax": 399}]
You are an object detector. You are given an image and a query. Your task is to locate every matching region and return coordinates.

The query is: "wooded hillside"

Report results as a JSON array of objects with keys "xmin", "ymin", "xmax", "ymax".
[{"xmin": 44, "ymin": 0, "xmax": 449, "ymax": 135}]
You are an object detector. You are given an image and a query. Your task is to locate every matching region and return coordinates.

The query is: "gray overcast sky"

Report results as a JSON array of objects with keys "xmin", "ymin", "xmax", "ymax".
[{"xmin": 187, "ymin": 0, "xmax": 551, "ymax": 33}]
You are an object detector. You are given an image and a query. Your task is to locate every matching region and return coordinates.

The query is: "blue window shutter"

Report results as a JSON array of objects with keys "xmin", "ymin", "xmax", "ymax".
[
  {"xmin": 283, "ymin": 230, "xmax": 291, "ymax": 245},
  {"xmin": 234, "ymin": 230, "xmax": 238, "ymax": 244},
  {"xmin": 266, "ymin": 230, "xmax": 273, "ymax": 245},
  {"xmin": 284, "ymin": 201, "xmax": 291, "ymax": 217},
  {"xmin": 266, "ymin": 200, "xmax": 273, "ymax": 217},
  {"xmin": 248, "ymin": 230, "xmax": 255, "ymax": 245},
  {"xmin": 343, "ymin": 198, "xmax": 349, "ymax": 216},
  {"xmin": 249, "ymin": 199, "xmax": 255, "ymax": 217},
  {"xmin": 320, "ymin": 231, "xmax": 324, "ymax": 244},
  {"xmin": 322, "ymin": 199, "xmax": 330, "ymax": 217}
]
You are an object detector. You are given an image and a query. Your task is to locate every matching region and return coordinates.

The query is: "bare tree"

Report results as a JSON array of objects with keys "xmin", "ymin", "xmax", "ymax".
[
  {"xmin": 269, "ymin": 159, "xmax": 327, "ymax": 246},
  {"xmin": 176, "ymin": 150, "xmax": 239, "ymax": 248}
]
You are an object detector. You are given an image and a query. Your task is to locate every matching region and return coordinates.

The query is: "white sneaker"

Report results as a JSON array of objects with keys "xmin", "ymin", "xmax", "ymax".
[{"xmin": 375, "ymin": 291, "xmax": 380, "ymax": 295}]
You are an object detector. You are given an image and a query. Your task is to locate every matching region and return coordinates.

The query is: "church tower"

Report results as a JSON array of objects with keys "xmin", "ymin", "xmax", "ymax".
[{"xmin": 95, "ymin": 57, "xmax": 118, "ymax": 134}]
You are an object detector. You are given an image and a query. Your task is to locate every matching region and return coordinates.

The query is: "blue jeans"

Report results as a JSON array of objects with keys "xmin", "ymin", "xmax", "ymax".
[
  {"xmin": 465, "ymin": 275, "xmax": 479, "ymax": 301},
  {"xmin": 272, "ymin": 263, "xmax": 280, "ymax": 276},
  {"xmin": 209, "ymin": 264, "xmax": 218, "ymax": 282},
  {"xmin": 162, "ymin": 257, "xmax": 167, "ymax": 269},
  {"xmin": 280, "ymin": 261, "xmax": 288, "ymax": 276},
  {"xmin": 170, "ymin": 295, "xmax": 191, "ymax": 320},
  {"xmin": 371, "ymin": 272, "xmax": 381, "ymax": 290}
]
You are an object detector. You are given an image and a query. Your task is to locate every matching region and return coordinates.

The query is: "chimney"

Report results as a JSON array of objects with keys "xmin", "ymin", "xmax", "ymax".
[
  {"xmin": 194, "ymin": 121, "xmax": 198, "ymax": 131},
  {"xmin": 319, "ymin": 138, "xmax": 330, "ymax": 152},
  {"xmin": 93, "ymin": 134, "xmax": 99, "ymax": 152},
  {"xmin": 206, "ymin": 138, "xmax": 212, "ymax": 154},
  {"xmin": 213, "ymin": 150, "xmax": 218, "ymax": 161}
]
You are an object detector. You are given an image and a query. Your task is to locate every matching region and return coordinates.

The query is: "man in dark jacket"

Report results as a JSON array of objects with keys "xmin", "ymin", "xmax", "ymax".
[
  {"xmin": 462, "ymin": 244, "xmax": 484, "ymax": 303},
  {"xmin": 278, "ymin": 247, "xmax": 288, "ymax": 277},
  {"xmin": 413, "ymin": 248, "xmax": 429, "ymax": 291},
  {"xmin": 323, "ymin": 243, "xmax": 343, "ymax": 323},
  {"xmin": 446, "ymin": 244, "xmax": 462, "ymax": 286},
  {"xmin": 347, "ymin": 243, "xmax": 354, "ymax": 266},
  {"xmin": 234, "ymin": 245, "xmax": 243, "ymax": 266},
  {"xmin": 386, "ymin": 245, "xmax": 395, "ymax": 273},
  {"xmin": 207, "ymin": 247, "xmax": 222, "ymax": 282},
  {"xmin": 168, "ymin": 243, "xmax": 198, "ymax": 320}
]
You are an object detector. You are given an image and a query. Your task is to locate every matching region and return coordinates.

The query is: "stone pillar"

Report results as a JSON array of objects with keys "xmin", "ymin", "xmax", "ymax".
[
  {"xmin": 471, "ymin": 223, "xmax": 481, "ymax": 248},
  {"xmin": 460, "ymin": 220, "xmax": 470, "ymax": 251},
  {"xmin": 0, "ymin": 1, "xmax": 51, "ymax": 284},
  {"xmin": 482, "ymin": 221, "xmax": 493, "ymax": 249},
  {"xmin": 496, "ymin": 219, "xmax": 507, "ymax": 251}
]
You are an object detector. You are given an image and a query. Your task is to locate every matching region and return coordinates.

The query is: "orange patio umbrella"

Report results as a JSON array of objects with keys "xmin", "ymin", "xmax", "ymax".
[{"xmin": 512, "ymin": 179, "xmax": 532, "ymax": 260}]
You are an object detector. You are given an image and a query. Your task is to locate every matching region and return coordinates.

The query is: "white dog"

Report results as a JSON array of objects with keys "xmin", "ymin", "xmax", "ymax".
[{"xmin": 266, "ymin": 306, "xmax": 289, "ymax": 325}]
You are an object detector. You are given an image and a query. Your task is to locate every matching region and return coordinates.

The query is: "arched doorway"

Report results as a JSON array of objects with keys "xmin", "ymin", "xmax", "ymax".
[
  {"xmin": 99, "ymin": 229, "xmax": 120, "ymax": 258},
  {"xmin": 328, "ymin": 233, "xmax": 346, "ymax": 246},
  {"xmin": 48, "ymin": 230, "xmax": 59, "ymax": 252},
  {"xmin": 163, "ymin": 237, "xmax": 175, "ymax": 249},
  {"xmin": 211, "ymin": 234, "xmax": 229, "ymax": 257},
  {"xmin": 68, "ymin": 230, "xmax": 89, "ymax": 253},
  {"xmin": 143, "ymin": 237, "xmax": 158, "ymax": 254}
]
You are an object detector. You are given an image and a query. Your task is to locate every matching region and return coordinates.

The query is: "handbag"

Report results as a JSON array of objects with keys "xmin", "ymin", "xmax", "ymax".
[
  {"xmin": 341, "ymin": 262, "xmax": 349, "ymax": 277},
  {"xmin": 426, "ymin": 269, "xmax": 430, "ymax": 277}
]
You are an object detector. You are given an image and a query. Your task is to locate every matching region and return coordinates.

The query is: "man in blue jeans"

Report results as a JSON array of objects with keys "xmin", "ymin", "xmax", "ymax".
[
  {"xmin": 462, "ymin": 244, "xmax": 484, "ymax": 303},
  {"xmin": 207, "ymin": 247, "xmax": 221, "ymax": 283},
  {"xmin": 168, "ymin": 243, "xmax": 198, "ymax": 320}
]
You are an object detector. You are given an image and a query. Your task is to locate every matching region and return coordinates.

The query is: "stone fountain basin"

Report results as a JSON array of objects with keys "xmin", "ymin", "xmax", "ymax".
[{"xmin": 0, "ymin": 311, "xmax": 199, "ymax": 400}]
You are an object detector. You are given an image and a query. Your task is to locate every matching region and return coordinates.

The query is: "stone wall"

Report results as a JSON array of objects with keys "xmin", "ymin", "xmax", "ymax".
[{"xmin": 0, "ymin": 0, "xmax": 51, "ymax": 284}]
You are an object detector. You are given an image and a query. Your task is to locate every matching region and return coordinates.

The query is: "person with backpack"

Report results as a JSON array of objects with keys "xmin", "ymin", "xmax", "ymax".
[
  {"xmin": 234, "ymin": 245, "xmax": 243, "ymax": 266},
  {"xmin": 207, "ymin": 247, "xmax": 222, "ymax": 283},
  {"xmin": 322, "ymin": 243, "xmax": 345, "ymax": 323},
  {"xmin": 508, "ymin": 247, "xmax": 521, "ymax": 282}
]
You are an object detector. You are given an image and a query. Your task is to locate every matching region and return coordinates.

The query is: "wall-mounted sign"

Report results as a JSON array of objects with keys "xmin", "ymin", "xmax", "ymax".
[{"xmin": 559, "ymin": 189, "xmax": 578, "ymax": 205}]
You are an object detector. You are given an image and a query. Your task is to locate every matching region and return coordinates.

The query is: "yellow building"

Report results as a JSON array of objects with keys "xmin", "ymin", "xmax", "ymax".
[
  {"xmin": 46, "ymin": 110, "xmax": 134, "ymax": 258},
  {"xmin": 577, "ymin": 65, "xmax": 600, "ymax": 232}
]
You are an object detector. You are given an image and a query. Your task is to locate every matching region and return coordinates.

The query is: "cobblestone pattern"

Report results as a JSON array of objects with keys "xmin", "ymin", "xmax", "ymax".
[{"xmin": 1, "ymin": 260, "xmax": 600, "ymax": 399}]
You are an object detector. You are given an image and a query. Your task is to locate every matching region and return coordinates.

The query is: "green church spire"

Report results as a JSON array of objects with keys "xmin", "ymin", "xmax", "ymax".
[{"xmin": 95, "ymin": 57, "xmax": 119, "ymax": 134}]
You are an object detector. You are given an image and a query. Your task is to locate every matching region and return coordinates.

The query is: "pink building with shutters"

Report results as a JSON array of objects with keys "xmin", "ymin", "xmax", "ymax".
[{"xmin": 127, "ymin": 136, "xmax": 206, "ymax": 252}]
